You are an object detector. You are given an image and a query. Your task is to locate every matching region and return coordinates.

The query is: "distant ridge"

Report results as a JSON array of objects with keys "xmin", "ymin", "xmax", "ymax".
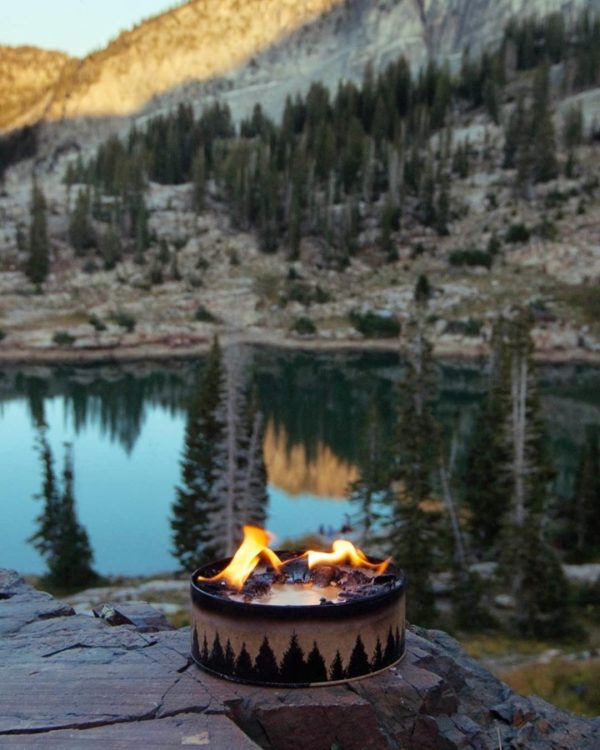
[{"xmin": 1, "ymin": 0, "xmax": 598, "ymax": 134}]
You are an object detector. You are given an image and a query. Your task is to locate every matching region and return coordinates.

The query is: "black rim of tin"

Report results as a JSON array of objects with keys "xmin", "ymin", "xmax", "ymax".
[{"xmin": 190, "ymin": 551, "xmax": 406, "ymax": 621}]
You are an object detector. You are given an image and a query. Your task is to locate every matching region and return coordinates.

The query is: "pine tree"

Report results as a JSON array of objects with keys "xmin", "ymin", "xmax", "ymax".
[
  {"xmin": 171, "ymin": 336, "xmax": 225, "ymax": 569},
  {"xmin": 99, "ymin": 225, "xmax": 122, "ymax": 270},
  {"xmin": 25, "ymin": 181, "xmax": 49, "ymax": 288},
  {"xmin": 371, "ymin": 638, "xmax": 384, "ymax": 672},
  {"xmin": 29, "ymin": 434, "xmax": 98, "ymax": 590},
  {"xmin": 192, "ymin": 149, "xmax": 206, "ymax": 213},
  {"xmin": 280, "ymin": 634, "xmax": 307, "ymax": 683},
  {"xmin": 530, "ymin": 65, "xmax": 558, "ymax": 184},
  {"xmin": 201, "ymin": 634, "xmax": 209, "ymax": 663},
  {"xmin": 386, "ymin": 275, "xmax": 437, "ymax": 625},
  {"xmin": 305, "ymin": 642, "xmax": 327, "ymax": 682},
  {"xmin": 69, "ymin": 188, "xmax": 96, "ymax": 255},
  {"xmin": 208, "ymin": 633, "xmax": 226, "ymax": 673},
  {"xmin": 207, "ymin": 346, "xmax": 268, "ymax": 556},
  {"xmin": 568, "ymin": 428, "xmax": 600, "ymax": 558},
  {"xmin": 463, "ymin": 319, "xmax": 512, "ymax": 551},
  {"xmin": 383, "ymin": 628, "xmax": 398, "ymax": 666},
  {"xmin": 500, "ymin": 312, "xmax": 573, "ymax": 638},
  {"xmin": 254, "ymin": 637, "xmax": 280, "ymax": 682},
  {"xmin": 349, "ymin": 399, "xmax": 389, "ymax": 545},
  {"xmin": 329, "ymin": 651, "xmax": 345, "ymax": 681},
  {"xmin": 347, "ymin": 635, "xmax": 371, "ymax": 678},
  {"xmin": 224, "ymin": 639, "xmax": 236, "ymax": 674},
  {"xmin": 235, "ymin": 643, "xmax": 255, "ymax": 680}
]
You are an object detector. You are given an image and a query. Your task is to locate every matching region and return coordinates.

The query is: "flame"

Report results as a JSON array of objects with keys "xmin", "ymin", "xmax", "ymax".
[
  {"xmin": 306, "ymin": 540, "xmax": 389, "ymax": 575},
  {"xmin": 198, "ymin": 526, "xmax": 283, "ymax": 590},
  {"xmin": 198, "ymin": 528, "xmax": 390, "ymax": 590}
]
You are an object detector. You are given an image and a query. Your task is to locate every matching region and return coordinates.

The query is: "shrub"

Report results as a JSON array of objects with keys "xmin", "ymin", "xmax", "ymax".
[
  {"xmin": 88, "ymin": 315, "xmax": 106, "ymax": 332},
  {"xmin": 52, "ymin": 331, "xmax": 75, "ymax": 347},
  {"xmin": 350, "ymin": 310, "xmax": 400, "ymax": 338},
  {"xmin": 112, "ymin": 311, "xmax": 136, "ymax": 332},
  {"xmin": 562, "ymin": 286, "xmax": 600, "ymax": 324},
  {"xmin": 194, "ymin": 305, "xmax": 216, "ymax": 323},
  {"xmin": 291, "ymin": 317, "xmax": 317, "ymax": 335},
  {"xmin": 448, "ymin": 249, "xmax": 492, "ymax": 269},
  {"xmin": 445, "ymin": 319, "xmax": 482, "ymax": 337},
  {"xmin": 505, "ymin": 223, "xmax": 531, "ymax": 243}
]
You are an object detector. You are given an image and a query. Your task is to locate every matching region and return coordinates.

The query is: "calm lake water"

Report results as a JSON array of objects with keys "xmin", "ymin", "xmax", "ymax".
[{"xmin": 1, "ymin": 349, "xmax": 599, "ymax": 576}]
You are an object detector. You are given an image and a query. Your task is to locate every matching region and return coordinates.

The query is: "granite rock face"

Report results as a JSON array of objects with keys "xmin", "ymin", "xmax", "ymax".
[{"xmin": 0, "ymin": 569, "xmax": 598, "ymax": 750}]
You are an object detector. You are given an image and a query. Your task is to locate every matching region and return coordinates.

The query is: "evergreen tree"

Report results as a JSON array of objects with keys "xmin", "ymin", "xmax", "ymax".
[
  {"xmin": 347, "ymin": 635, "xmax": 371, "ymax": 678},
  {"xmin": 329, "ymin": 651, "xmax": 345, "ymax": 681},
  {"xmin": 371, "ymin": 637, "xmax": 384, "ymax": 672},
  {"xmin": 69, "ymin": 188, "xmax": 96, "ymax": 255},
  {"xmin": 386, "ymin": 275, "xmax": 437, "ymax": 625},
  {"xmin": 235, "ymin": 643, "xmax": 255, "ymax": 680},
  {"xmin": 530, "ymin": 65, "xmax": 558, "ymax": 184},
  {"xmin": 25, "ymin": 180, "xmax": 50, "ymax": 288},
  {"xmin": 29, "ymin": 434, "xmax": 98, "ymax": 589},
  {"xmin": 500, "ymin": 312, "xmax": 573, "ymax": 638},
  {"xmin": 566, "ymin": 427, "xmax": 600, "ymax": 558},
  {"xmin": 383, "ymin": 628, "xmax": 398, "ymax": 666},
  {"xmin": 208, "ymin": 633, "xmax": 226, "ymax": 673},
  {"xmin": 349, "ymin": 399, "xmax": 389, "ymax": 545},
  {"xmin": 171, "ymin": 336, "xmax": 225, "ymax": 569},
  {"xmin": 208, "ymin": 345, "xmax": 268, "ymax": 556},
  {"xmin": 306, "ymin": 642, "xmax": 327, "ymax": 683},
  {"xmin": 201, "ymin": 635, "xmax": 209, "ymax": 663},
  {"xmin": 463, "ymin": 319, "xmax": 512, "ymax": 550},
  {"xmin": 192, "ymin": 149, "xmax": 206, "ymax": 213},
  {"xmin": 254, "ymin": 637, "xmax": 280, "ymax": 682},
  {"xmin": 99, "ymin": 225, "xmax": 122, "ymax": 270},
  {"xmin": 280, "ymin": 634, "xmax": 307, "ymax": 683},
  {"xmin": 224, "ymin": 639, "xmax": 236, "ymax": 674}
]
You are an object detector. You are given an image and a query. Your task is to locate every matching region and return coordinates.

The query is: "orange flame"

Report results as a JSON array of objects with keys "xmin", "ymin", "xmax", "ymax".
[
  {"xmin": 306, "ymin": 540, "xmax": 389, "ymax": 575},
  {"xmin": 197, "ymin": 526, "xmax": 283, "ymax": 590},
  {"xmin": 197, "ymin": 528, "xmax": 389, "ymax": 590}
]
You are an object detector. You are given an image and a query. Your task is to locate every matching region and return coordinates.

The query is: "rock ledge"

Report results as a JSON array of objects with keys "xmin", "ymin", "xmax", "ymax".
[{"xmin": 0, "ymin": 569, "xmax": 598, "ymax": 749}]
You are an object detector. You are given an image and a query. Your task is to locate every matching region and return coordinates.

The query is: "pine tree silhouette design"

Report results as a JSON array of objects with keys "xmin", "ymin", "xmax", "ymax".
[
  {"xmin": 201, "ymin": 634, "xmax": 209, "ymax": 664},
  {"xmin": 254, "ymin": 636, "xmax": 280, "ymax": 682},
  {"xmin": 371, "ymin": 636, "xmax": 384, "ymax": 672},
  {"xmin": 383, "ymin": 626, "xmax": 398, "ymax": 666},
  {"xmin": 329, "ymin": 650, "xmax": 345, "ymax": 681},
  {"xmin": 192, "ymin": 628, "xmax": 200, "ymax": 659},
  {"xmin": 224, "ymin": 639, "xmax": 236, "ymax": 674},
  {"xmin": 280, "ymin": 633, "xmax": 308, "ymax": 683},
  {"xmin": 235, "ymin": 642, "xmax": 254, "ymax": 680},
  {"xmin": 306, "ymin": 642, "xmax": 327, "ymax": 683},
  {"xmin": 208, "ymin": 633, "xmax": 226, "ymax": 673},
  {"xmin": 347, "ymin": 634, "xmax": 371, "ymax": 678}
]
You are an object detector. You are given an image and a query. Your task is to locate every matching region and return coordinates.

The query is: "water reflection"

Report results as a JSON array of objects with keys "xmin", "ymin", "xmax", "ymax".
[
  {"xmin": 0, "ymin": 352, "xmax": 599, "ymax": 575},
  {"xmin": 263, "ymin": 419, "xmax": 359, "ymax": 499}
]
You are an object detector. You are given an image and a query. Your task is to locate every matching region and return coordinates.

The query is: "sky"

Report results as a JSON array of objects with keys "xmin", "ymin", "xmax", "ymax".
[{"xmin": 0, "ymin": 0, "xmax": 177, "ymax": 57}]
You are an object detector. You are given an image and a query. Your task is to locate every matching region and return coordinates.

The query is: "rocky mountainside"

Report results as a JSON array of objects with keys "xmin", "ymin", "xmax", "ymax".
[
  {"xmin": 0, "ymin": 46, "xmax": 72, "ymax": 133},
  {"xmin": 2, "ymin": 0, "xmax": 599, "ymax": 133}
]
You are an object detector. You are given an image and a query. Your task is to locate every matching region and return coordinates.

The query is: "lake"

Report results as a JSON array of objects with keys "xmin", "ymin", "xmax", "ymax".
[{"xmin": 1, "ymin": 349, "xmax": 599, "ymax": 576}]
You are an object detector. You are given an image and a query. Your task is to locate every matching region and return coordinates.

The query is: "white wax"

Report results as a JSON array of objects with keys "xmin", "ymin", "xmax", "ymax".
[{"xmin": 228, "ymin": 564, "xmax": 380, "ymax": 606}]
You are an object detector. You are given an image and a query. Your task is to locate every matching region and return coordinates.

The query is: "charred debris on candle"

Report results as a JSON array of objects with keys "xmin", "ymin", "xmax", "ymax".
[{"xmin": 197, "ymin": 552, "xmax": 400, "ymax": 604}]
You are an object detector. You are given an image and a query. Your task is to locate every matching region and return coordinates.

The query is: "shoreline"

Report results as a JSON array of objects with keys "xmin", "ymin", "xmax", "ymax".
[{"xmin": 0, "ymin": 331, "xmax": 599, "ymax": 366}]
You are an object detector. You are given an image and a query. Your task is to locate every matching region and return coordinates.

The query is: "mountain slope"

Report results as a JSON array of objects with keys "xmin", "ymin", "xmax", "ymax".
[
  {"xmin": 2, "ymin": 0, "xmax": 599, "ymax": 134},
  {"xmin": 0, "ymin": 46, "xmax": 73, "ymax": 132}
]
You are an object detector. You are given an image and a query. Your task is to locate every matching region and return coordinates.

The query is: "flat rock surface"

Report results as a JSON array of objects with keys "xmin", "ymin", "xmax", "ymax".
[{"xmin": 0, "ymin": 569, "xmax": 598, "ymax": 750}]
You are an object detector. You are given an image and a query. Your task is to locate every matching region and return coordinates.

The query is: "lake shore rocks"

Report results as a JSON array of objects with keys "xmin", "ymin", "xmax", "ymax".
[{"xmin": 1, "ymin": 569, "xmax": 598, "ymax": 749}]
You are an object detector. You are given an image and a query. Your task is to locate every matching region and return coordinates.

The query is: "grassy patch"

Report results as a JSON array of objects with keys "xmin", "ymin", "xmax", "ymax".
[
  {"xmin": 501, "ymin": 658, "xmax": 600, "ymax": 717},
  {"xmin": 561, "ymin": 286, "xmax": 600, "ymax": 324}
]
